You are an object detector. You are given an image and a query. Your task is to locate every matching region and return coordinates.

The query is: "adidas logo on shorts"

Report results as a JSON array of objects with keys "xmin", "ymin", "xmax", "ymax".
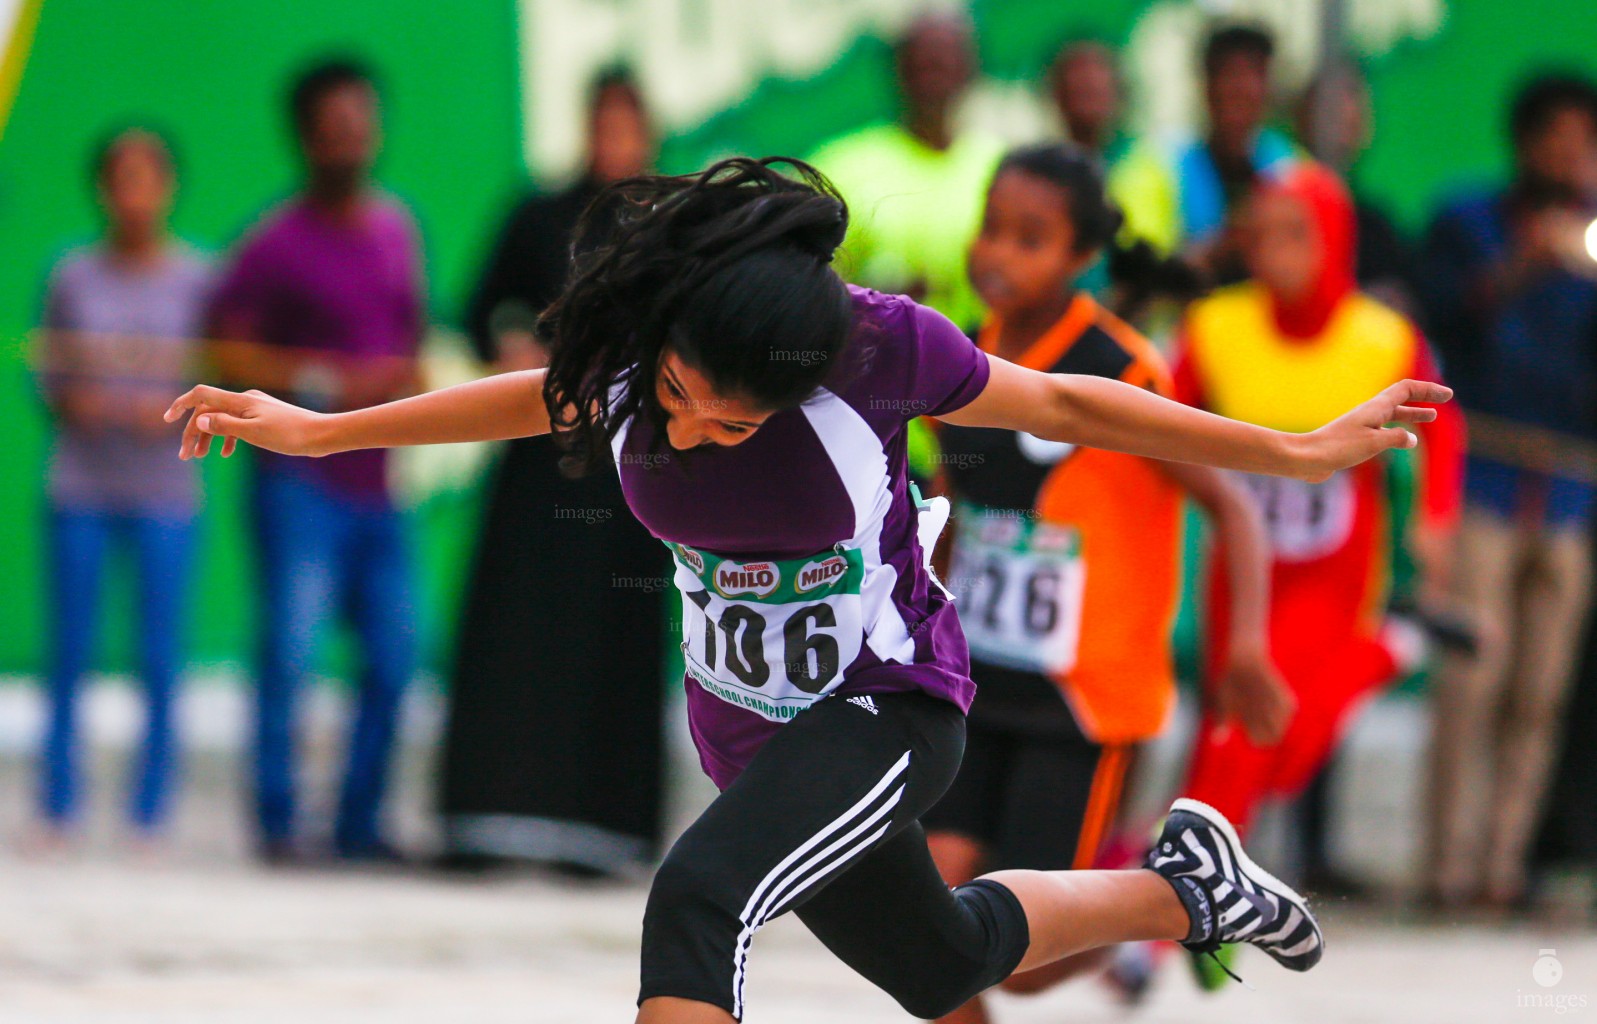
[{"xmin": 846, "ymin": 695, "xmax": 879, "ymax": 716}]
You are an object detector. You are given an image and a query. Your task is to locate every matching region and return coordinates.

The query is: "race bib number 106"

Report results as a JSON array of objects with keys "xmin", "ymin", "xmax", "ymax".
[{"xmin": 671, "ymin": 543, "xmax": 867, "ymax": 723}]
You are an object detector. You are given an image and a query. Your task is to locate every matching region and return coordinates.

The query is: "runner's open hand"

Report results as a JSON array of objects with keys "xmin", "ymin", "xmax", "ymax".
[
  {"xmin": 163, "ymin": 385, "xmax": 328, "ymax": 460},
  {"xmin": 1296, "ymin": 379, "xmax": 1452, "ymax": 482}
]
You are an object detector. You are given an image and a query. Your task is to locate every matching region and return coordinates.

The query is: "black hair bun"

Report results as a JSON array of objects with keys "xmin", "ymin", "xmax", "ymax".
[{"xmin": 789, "ymin": 199, "xmax": 848, "ymax": 262}]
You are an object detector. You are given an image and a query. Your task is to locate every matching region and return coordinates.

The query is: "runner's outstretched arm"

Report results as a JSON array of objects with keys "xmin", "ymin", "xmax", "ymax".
[
  {"xmin": 940, "ymin": 356, "xmax": 1452, "ymax": 483},
  {"xmin": 162, "ymin": 369, "xmax": 552, "ymax": 460}
]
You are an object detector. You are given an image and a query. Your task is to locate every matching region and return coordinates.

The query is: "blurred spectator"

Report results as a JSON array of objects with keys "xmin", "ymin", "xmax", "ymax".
[
  {"xmin": 1047, "ymin": 40, "xmax": 1179, "ymax": 260},
  {"xmin": 1167, "ymin": 23, "xmax": 1296, "ymax": 284},
  {"xmin": 808, "ymin": 11, "xmax": 1001, "ymax": 482},
  {"xmin": 34, "ymin": 127, "xmax": 211, "ymax": 847},
  {"xmin": 1535, "ymin": 550, "xmax": 1597, "ymax": 888},
  {"xmin": 1044, "ymin": 40, "xmax": 1201, "ymax": 321},
  {"xmin": 208, "ymin": 58, "xmax": 424, "ymax": 864},
  {"xmin": 1423, "ymin": 72, "xmax": 1597, "ymax": 911},
  {"xmin": 1050, "ymin": 40, "xmax": 1119, "ymax": 158},
  {"xmin": 808, "ymin": 12, "xmax": 1000, "ymax": 329},
  {"xmin": 1295, "ymin": 61, "xmax": 1419, "ymax": 313},
  {"xmin": 438, "ymin": 68, "xmax": 670, "ymax": 877}
]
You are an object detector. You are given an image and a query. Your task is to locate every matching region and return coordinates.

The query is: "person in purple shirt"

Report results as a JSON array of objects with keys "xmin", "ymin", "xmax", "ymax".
[
  {"xmin": 168, "ymin": 158, "xmax": 1455, "ymax": 1021},
  {"xmin": 207, "ymin": 59, "xmax": 423, "ymax": 864}
]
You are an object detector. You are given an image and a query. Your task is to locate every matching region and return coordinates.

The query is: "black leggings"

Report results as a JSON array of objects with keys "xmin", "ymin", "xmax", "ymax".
[{"xmin": 639, "ymin": 690, "xmax": 1031, "ymax": 1020}]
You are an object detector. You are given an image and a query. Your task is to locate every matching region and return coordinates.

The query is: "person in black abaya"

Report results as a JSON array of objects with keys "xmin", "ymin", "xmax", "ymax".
[{"xmin": 438, "ymin": 68, "xmax": 670, "ymax": 876}]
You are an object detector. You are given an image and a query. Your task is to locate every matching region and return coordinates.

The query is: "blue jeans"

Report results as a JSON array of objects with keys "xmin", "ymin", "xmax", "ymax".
[
  {"xmin": 252, "ymin": 469, "xmax": 417, "ymax": 852},
  {"xmin": 42, "ymin": 505, "xmax": 195, "ymax": 832}
]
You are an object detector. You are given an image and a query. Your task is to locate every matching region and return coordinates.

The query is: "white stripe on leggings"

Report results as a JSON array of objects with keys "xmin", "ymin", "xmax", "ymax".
[
  {"xmin": 729, "ymin": 751, "xmax": 911, "ymax": 1018},
  {"xmin": 759, "ymin": 817, "xmax": 895, "ymax": 927},
  {"xmin": 731, "ymin": 795, "xmax": 905, "ymax": 1016}
]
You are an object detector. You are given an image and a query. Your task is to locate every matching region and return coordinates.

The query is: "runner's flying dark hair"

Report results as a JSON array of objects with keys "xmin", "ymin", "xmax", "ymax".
[{"xmin": 540, "ymin": 156, "xmax": 854, "ymax": 476}]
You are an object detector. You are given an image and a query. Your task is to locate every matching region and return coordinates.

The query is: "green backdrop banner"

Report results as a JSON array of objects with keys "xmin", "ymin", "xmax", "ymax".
[{"xmin": 0, "ymin": 0, "xmax": 1593, "ymax": 675}]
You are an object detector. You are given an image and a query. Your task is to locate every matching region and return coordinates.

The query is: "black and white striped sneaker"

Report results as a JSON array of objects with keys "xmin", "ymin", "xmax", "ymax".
[{"xmin": 1146, "ymin": 798, "xmax": 1324, "ymax": 973}]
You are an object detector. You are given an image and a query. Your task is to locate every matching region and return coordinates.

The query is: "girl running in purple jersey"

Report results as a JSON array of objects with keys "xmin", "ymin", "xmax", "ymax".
[{"xmin": 167, "ymin": 158, "xmax": 1449, "ymax": 1023}]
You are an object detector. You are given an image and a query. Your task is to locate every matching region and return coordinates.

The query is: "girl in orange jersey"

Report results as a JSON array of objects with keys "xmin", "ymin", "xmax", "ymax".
[
  {"xmin": 923, "ymin": 144, "xmax": 1292, "ymax": 1022},
  {"xmin": 1172, "ymin": 161, "xmax": 1464, "ymax": 846}
]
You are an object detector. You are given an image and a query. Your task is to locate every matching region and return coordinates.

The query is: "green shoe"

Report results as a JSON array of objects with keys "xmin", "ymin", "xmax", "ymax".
[{"xmin": 1187, "ymin": 942, "xmax": 1241, "ymax": 992}]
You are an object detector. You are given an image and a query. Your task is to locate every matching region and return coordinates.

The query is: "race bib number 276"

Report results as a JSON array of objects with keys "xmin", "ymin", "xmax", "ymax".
[{"xmin": 948, "ymin": 505, "xmax": 1085, "ymax": 677}]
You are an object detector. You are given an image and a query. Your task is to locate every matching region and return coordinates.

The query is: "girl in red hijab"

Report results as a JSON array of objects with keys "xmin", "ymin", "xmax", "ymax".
[{"xmin": 1172, "ymin": 160, "xmax": 1463, "ymax": 866}]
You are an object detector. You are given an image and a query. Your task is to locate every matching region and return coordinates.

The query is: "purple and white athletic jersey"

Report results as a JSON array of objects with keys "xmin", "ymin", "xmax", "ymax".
[{"xmin": 612, "ymin": 286, "xmax": 991, "ymax": 788}]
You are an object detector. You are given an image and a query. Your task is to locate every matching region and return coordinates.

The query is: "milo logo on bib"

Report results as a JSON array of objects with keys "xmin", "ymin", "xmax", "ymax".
[
  {"xmin": 796, "ymin": 555, "xmax": 849, "ymax": 593},
  {"xmin": 675, "ymin": 543, "xmax": 705, "ymax": 575},
  {"xmin": 1030, "ymin": 523, "xmax": 1078, "ymax": 554},
  {"xmin": 714, "ymin": 561, "xmax": 781, "ymax": 599},
  {"xmin": 973, "ymin": 514, "xmax": 1024, "ymax": 547}
]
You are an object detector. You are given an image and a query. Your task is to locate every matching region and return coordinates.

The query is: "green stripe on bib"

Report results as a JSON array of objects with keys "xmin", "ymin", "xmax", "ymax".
[
  {"xmin": 953, "ymin": 500, "xmax": 1082, "ymax": 557},
  {"xmin": 665, "ymin": 541, "xmax": 865, "ymax": 605}
]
